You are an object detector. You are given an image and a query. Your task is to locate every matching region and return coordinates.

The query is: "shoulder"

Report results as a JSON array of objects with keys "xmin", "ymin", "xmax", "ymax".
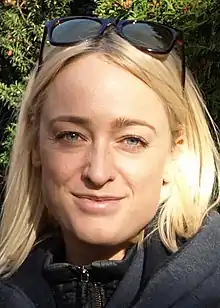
[
  {"xmin": 0, "ymin": 281, "xmax": 35, "ymax": 308},
  {"xmin": 3, "ymin": 236, "xmax": 56, "ymax": 308},
  {"xmin": 137, "ymin": 211, "xmax": 220, "ymax": 307}
]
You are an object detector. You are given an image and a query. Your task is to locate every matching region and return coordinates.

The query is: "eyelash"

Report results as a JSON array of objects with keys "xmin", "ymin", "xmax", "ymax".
[
  {"xmin": 53, "ymin": 131, "xmax": 149, "ymax": 150},
  {"xmin": 120, "ymin": 135, "xmax": 149, "ymax": 149},
  {"xmin": 54, "ymin": 131, "xmax": 84, "ymax": 143}
]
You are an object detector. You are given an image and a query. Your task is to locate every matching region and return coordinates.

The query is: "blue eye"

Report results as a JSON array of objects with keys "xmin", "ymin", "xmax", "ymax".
[
  {"xmin": 120, "ymin": 135, "xmax": 149, "ymax": 152},
  {"xmin": 55, "ymin": 131, "xmax": 82, "ymax": 143},
  {"xmin": 124, "ymin": 137, "xmax": 142, "ymax": 146}
]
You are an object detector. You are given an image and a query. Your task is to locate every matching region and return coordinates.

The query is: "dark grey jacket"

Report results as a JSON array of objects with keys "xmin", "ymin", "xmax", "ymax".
[{"xmin": 1, "ymin": 212, "xmax": 220, "ymax": 308}]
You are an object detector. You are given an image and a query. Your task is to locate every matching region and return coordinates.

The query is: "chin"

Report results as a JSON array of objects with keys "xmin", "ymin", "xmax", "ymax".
[
  {"xmin": 63, "ymin": 216, "xmax": 134, "ymax": 246},
  {"xmin": 75, "ymin": 228, "xmax": 126, "ymax": 246}
]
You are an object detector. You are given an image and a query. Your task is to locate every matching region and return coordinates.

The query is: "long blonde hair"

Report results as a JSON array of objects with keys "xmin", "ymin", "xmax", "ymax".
[{"xmin": 0, "ymin": 31, "xmax": 219, "ymax": 277}]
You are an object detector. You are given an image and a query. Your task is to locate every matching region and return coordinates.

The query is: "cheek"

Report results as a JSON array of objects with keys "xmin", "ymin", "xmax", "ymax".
[
  {"xmin": 41, "ymin": 151, "xmax": 71, "ymax": 183},
  {"xmin": 39, "ymin": 147, "xmax": 82, "ymax": 223},
  {"xmin": 126, "ymin": 155, "xmax": 167, "ymax": 223},
  {"xmin": 38, "ymin": 123, "xmax": 79, "ymax": 185},
  {"xmin": 133, "ymin": 164, "xmax": 164, "ymax": 213},
  {"xmin": 39, "ymin": 141, "xmax": 83, "ymax": 197},
  {"xmin": 117, "ymin": 147, "xmax": 169, "ymax": 218},
  {"xmin": 120, "ymin": 151, "xmax": 167, "ymax": 192}
]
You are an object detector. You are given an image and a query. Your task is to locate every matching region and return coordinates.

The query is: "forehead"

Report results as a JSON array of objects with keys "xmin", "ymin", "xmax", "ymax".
[{"xmin": 43, "ymin": 53, "xmax": 169, "ymax": 132}]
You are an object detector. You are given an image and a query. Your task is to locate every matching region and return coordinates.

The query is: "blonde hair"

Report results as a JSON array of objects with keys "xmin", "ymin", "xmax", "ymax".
[{"xmin": 0, "ymin": 31, "xmax": 219, "ymax": 277}]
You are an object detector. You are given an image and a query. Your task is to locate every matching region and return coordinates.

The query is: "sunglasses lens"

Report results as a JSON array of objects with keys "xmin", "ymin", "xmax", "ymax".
[
  {"xmin": 51, "ymin": 19, "xmax": 102, "ymax": 44},
  {"xmin": 122, "ymin": 22, "xmax": 174, "ymax": 52}
]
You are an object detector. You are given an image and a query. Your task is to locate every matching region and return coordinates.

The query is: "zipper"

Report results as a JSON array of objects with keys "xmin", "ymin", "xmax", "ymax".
[
  {"xmin": 93, "ymin": 282, "xmax": 104, "ymax": 308},
  {"xmin": 76, "ymin": 266, "xmax": 104, "ymax": 308},
  {"xmin": 76, "ymin": 266, "xmax": 89, "ymax": 306}
]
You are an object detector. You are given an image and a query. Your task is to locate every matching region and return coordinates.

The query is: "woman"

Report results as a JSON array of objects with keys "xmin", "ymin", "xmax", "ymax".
[{"xmin": 0, "ymin": 16, "xmax": 220, "ymax": 308}]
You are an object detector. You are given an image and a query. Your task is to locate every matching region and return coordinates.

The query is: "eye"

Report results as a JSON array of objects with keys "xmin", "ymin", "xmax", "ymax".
[
  {"xmin": 55, "ymin": 131, "xmax": 84, "ymax": 144},
  {"xmin": 120, "ymin": 135, "xmax": 149, "ymax": 152},
  {"xmin": 124, "ymin": 136, "xmax": 142, "ymax": 146}
]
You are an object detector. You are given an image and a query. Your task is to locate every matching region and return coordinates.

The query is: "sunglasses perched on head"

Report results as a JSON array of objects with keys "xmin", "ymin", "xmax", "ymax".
[{"xmin": 38, "ymin": 16, "xmax": 185, "ymax": 87}]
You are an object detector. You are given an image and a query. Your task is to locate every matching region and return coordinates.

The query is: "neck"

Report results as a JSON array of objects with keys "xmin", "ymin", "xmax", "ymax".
[{"xmin": 62, "ymin": 232, "xmax": 130, "ymax": 265}]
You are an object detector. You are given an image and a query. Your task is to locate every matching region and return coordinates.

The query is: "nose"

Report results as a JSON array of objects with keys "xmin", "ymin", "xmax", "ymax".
[{"xmin": 82, "ymin": 144, "xmax": 116, "ymax": 188}]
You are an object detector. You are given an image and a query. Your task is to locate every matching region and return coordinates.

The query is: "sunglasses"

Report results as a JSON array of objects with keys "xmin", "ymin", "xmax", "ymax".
[{"xmin": 38, "ymin": 16, "xmax": 185, "ymax": 87}]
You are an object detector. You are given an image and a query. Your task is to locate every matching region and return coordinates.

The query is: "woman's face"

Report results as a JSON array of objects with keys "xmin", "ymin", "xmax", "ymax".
[{"xmin": 36, "ymin": 53, "xmax": 173, "ymax": 245}]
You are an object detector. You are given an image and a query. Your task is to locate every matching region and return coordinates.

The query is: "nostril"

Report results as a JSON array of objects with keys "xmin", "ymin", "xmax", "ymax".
[
  {"xmin": 81, "ymin": 147, "xmax": 115, "ymax": 187},
  {"xmin": 82, "ymin": 165, "xmax": 115, "ymax": 189}
]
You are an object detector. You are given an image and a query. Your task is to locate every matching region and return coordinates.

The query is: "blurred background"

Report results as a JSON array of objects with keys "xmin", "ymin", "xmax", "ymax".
[{"xmin": 0, "ymin": 0, "xmax": 219, "ymax": 196}]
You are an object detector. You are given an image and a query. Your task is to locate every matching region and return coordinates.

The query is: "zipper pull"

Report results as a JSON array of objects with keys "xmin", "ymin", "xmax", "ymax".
[
  {"xmin": 76, "ymin": 265, "xmax": 89, "ymax": 282},
  {"xmin": 76, "ymin": 266, "xmax": 89, "ymax": 306}
]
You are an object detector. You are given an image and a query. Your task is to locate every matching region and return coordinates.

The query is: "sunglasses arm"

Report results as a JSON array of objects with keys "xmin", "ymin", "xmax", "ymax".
[
  {"xmin": 37, "ymin": 27, "xmax": 48, "ymax": 73},
  {"xmin": 181, "ymin": 42, "xmax": 186, "ymax": 89}
]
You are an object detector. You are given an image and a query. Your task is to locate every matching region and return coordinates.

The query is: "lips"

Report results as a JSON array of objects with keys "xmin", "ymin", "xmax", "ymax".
[
  {"xmin": 72, "ymin": 193, "xmax": 125, "ymax": 214},
  {"xmin": 75, "ymin": 195, "xmax": 124, "ymax": 201}
]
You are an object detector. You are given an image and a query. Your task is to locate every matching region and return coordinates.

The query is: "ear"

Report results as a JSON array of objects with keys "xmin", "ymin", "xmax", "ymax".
[
  {"xmin": 160, "ymin": 134, "xmax": 184, "ymax": 204},
  {"xmin": 161, "ymin": 130, "xmax": 185, "ymax": 195},
  {"xmin": 32, "ymin": 147, "xmax": 41, "ymax": 168}
]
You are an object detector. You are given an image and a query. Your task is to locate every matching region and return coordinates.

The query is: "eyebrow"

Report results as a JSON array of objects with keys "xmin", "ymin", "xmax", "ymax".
[
  {"xmin": 50, "ymin": 115, "xmax": 92, "ymax": 128},
  {"xmin": 49, "ymin": 115, "xmax": 156, "ymax": 134},
  {"xmin": 112, "ymin": 117, "xmax": 156, "ymax": 134}
]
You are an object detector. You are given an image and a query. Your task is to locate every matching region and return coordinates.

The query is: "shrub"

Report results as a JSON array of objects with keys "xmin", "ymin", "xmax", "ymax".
[
  {"xmin": 0, "ymin": 0, "xmax": 219, "ymax": 176},
  {"xmin": 0, "ymin": 0, "xmax": 95, "ymax": 174},
  {"xmin": 94, "ymin": 0, "xmax": 220, "ymax": 122}
]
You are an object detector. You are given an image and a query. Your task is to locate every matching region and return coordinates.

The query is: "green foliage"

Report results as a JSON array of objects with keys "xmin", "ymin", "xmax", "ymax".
[
  {"xmin": 0, "ymin": 0, "xmax": 220, "ymax": 174},
  {"xmin": 0, "ymin": 1, "xmax": 72, "ymax": 79},
  {"xmin": 94, "ymin": 0, "xmax": 220, "ymax": 120},
  {"xmin": 0, "ymin": 0, "xmax": 72, "ymax": 170},
  {"xmin": 0, "ymin": 81, "xmax": 25, "ymax": 108},
  {"xmin": 0, "ymin": 123, "xmax": 16, "ymax": 168}
]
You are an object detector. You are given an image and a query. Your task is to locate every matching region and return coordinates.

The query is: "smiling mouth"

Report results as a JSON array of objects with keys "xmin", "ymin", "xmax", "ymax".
[
  {"xmin": 72, "ymin": 194, "xmax": 125, "ymax": 214},
  {"xmin": 75, "ymin": 195, "xmax": 124, "ymax": 201}
]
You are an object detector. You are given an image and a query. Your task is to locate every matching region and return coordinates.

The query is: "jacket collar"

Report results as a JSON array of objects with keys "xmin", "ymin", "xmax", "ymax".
[
  {"xmin": 135, "ymin": 211, "xmax": 220, "ymax": 307},
  {"xmin": 7, "ymin": 211, "xmax": 220, "ymax": 308},
  {"xmin": 107, "ymin": 211, "xmax": 220, "ymax": 308},
  {"xmin": 43, "ymin": 240, "xmax": 137, "ymax": 283}
]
